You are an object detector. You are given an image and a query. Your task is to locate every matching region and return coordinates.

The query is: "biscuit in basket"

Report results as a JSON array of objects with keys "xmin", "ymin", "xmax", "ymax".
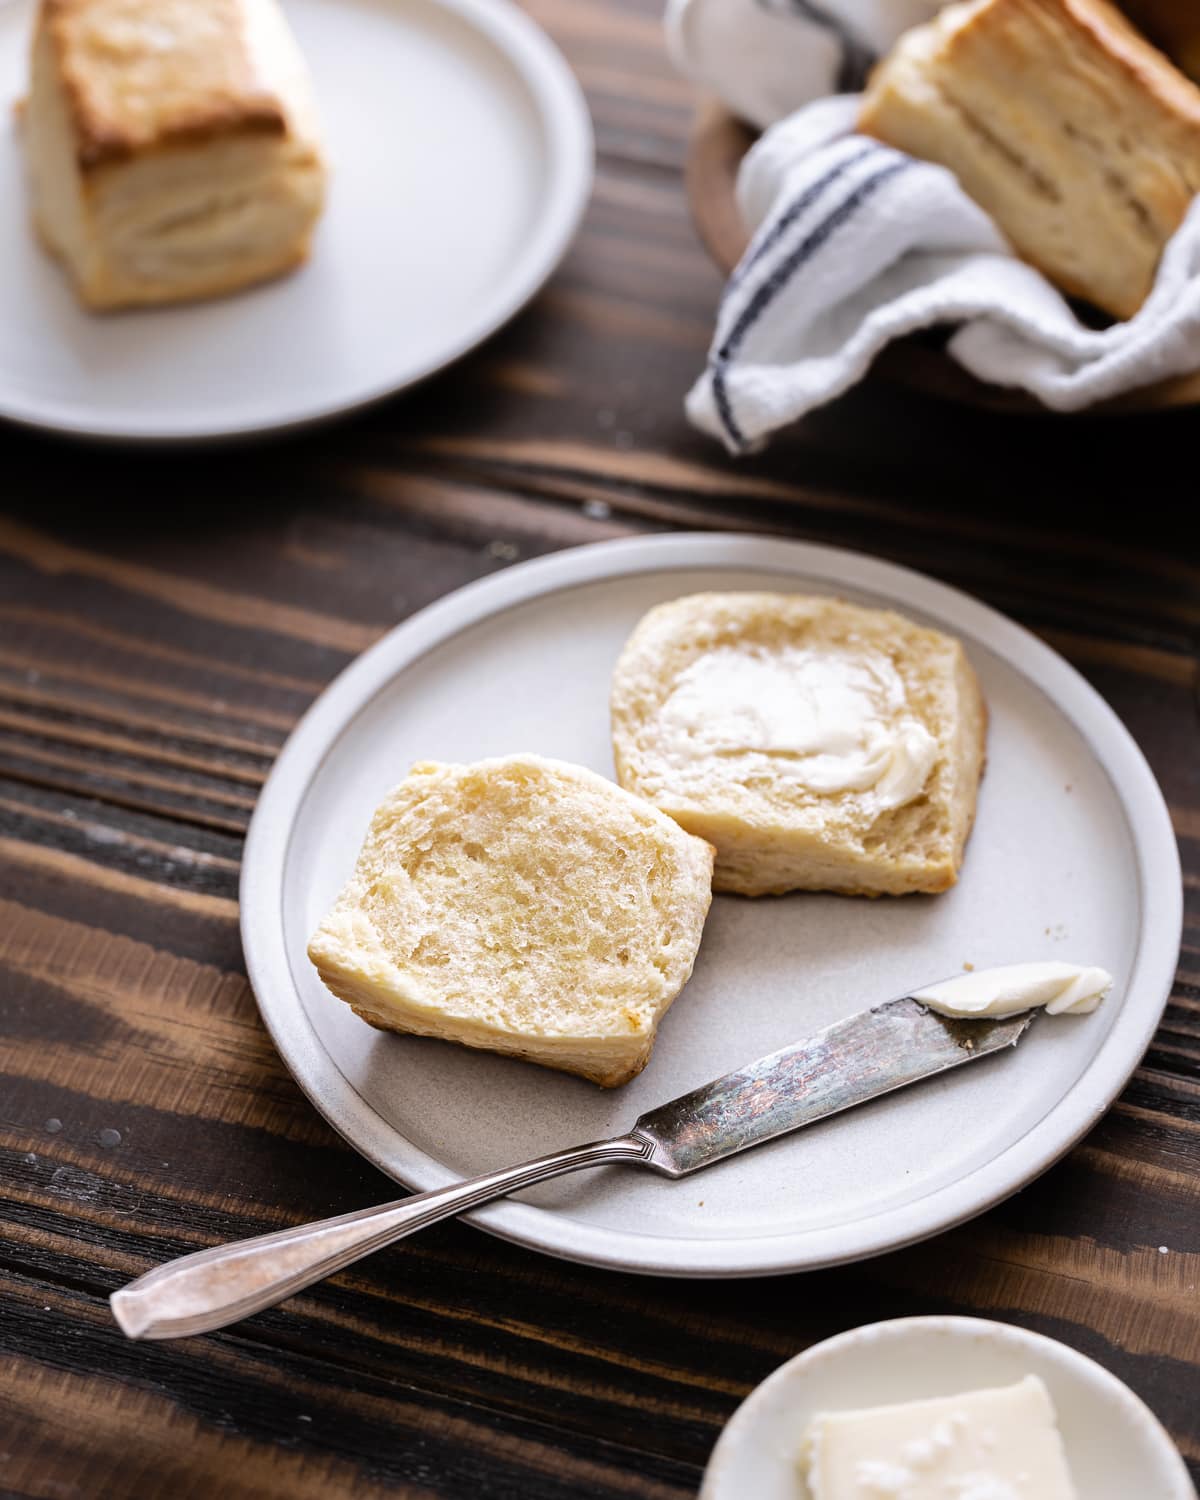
[
  {"xmin": 610, "ymin": 593, "xmax": 986, "ymax": 897},
  {"xmin": 858, "ymin": 0, "xmax": 1200, "ymax": 320},
  {"xmin": 24, "ymin": 0, "xmax": 327, "ymax": 310},
  {"xmin": 307, "ymin": 755, "xmax": 715, "ymax": 1088}
]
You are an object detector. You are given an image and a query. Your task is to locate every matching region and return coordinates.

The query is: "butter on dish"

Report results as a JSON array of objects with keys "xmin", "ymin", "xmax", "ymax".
[
  {"xmin": 24, "ymin": 0, "xmax": 327, "ymax": 310},
  {"xmin": 801, "ymin": 1375, "xmax": 1078, "ymax": 1499},
  {"xmin": 611, "ymin": 593, "xmax": 986, "ymax": 897}
]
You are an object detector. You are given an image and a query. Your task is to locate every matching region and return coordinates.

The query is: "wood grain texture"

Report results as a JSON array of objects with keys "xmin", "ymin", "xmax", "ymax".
[{"xmin": 1, "ymin": 0, "xmax": 1199, "ymax": 1494}]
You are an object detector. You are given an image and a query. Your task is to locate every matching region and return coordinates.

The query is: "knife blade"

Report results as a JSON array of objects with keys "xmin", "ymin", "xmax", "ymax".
[{"xmin": 630, "ymin": 998, "xmax": 1035, "ymax": 1178}]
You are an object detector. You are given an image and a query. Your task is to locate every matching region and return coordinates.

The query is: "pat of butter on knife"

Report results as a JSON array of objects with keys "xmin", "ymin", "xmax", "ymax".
[
  {"xmin": 801, "ymin": 1375, "xmax": 1077, "ymax": 1498},
  {"xmin": 913, "ymin": 962, "xmax": 1113, "ymax": 1019}
]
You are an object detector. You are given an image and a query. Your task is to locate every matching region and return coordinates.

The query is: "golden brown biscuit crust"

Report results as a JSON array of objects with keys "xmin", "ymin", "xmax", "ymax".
[
  {"xmin": 39, "ymin": 0, "xmax": 288, "ymax": 171},
  {"xmin": 948, "ymin": 0, "xmax": 1200, "ymax": 122}
]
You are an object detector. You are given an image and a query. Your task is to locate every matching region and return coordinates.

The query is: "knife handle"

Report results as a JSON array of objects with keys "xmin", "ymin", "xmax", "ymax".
[{"xmin": 110, "ymin": 1135, "xmax": 653, "ymax": 1340}]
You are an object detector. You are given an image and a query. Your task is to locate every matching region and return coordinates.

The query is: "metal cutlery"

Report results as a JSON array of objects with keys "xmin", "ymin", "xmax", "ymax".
[{"xmin": 111, "ymin": 995, "xmax": 1033, "ymax": 1340}]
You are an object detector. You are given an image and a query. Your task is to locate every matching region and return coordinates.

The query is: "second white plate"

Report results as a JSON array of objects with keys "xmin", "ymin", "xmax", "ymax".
[
  {"xmin": 0, "ymin": 0, "xmax": 591, "ymax": 440},
  {"xmin": 240, "ymin": 535, "xmax": 1181, "ymax": 1277}
]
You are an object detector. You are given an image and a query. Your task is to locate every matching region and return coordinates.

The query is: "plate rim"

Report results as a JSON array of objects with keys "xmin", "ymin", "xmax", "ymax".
[
  {"xmin": 240, "ymin": 533, "xmax": 1183, "ymax": 1277},
  {"xmin": 0, "ymin": 0, "xmax": 593, "ymax": 443},
  {"xmin": 697, "ymin": 1314, "xmax": 1197, "ymax": 1498}
]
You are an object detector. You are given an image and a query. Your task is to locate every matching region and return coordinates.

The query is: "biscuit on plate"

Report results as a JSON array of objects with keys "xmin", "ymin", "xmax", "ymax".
[
  {"xmin": 611, "ymin": 593, "xmax": 986, "ymax": 898},
  {"xmin": 858, "ymin": 0, "xmax": 1200, "ymax": 319},
  {"xmin": 24, "ymin": 0, "xmax": 327, "ymax": 310},
  {"xmin": 307, "ymin": 755, "xmax": 715, "ymax": 1089}
]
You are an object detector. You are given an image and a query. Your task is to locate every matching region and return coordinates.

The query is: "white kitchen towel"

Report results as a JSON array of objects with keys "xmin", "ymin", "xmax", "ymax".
[
  {"xmin": 665, "ymin": 0, "xmax": 940, "ymax": 128},
  {"xmin": 686, "ymin": 97, "xmax": 1200, "ymax": 450}
]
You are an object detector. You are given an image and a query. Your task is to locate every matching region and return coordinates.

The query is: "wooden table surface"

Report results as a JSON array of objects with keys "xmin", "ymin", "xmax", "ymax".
[{"xmin": 2, "ymin": 1, "xmax": 1199, "ymax": 1494}]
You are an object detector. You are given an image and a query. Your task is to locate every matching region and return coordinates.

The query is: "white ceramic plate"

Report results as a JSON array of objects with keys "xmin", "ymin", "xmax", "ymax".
[
  {"xmin": 699, "ymin": 1315, "xmax": 1196, "ymax": 1499},
  {"xmin": 239, "ymin": 534, "xmax": 1182, "ymax": 1277},
  {"xmin": 0, "ymin": 0, "xmax": 591, "ymax": 441}
]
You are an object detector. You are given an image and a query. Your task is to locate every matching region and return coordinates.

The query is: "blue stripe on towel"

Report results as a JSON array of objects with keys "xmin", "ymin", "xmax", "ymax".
[
  {"xmin": 712, "ymin": 157, "xmax": 912, "ymax": 450},
  {"xmin": 735, "ymin": 140, "xmax": 879, "ymax": 286}
]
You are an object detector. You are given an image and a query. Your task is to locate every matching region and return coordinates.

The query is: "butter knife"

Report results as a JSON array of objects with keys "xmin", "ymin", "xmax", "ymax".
[{"xmin": 110, "ymin": 996, "xmax": 1033, "ymax": 1340}]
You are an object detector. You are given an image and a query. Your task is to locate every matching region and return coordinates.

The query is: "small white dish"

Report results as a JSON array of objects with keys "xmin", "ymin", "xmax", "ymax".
[
  {"xmin": 239, "ymin": 533, "xmax": 1181, "ymax": 1278},
  {"xmin": 700, "ymin": 1315, "xmax": 1196, "ymax": 1499},
  {"xmin": 0, "ymin": 0, "xmax": 591, "ymax": 441}
]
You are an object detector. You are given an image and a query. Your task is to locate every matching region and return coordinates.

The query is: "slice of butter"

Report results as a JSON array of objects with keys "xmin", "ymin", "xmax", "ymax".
[
  {"xmin": 801, "ymin": 1375, "xmax": 1077, "ymax": 1499},
  {"xmin": 911, "ymin": 962, "xmax": 1112, "ymax": 1019},
  {"xmin": 655, "ymin": 644, "xmax": 939, "ymax": 811}
]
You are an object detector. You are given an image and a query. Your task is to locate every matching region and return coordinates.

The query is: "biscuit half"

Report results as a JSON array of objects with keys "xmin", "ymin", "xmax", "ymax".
[
  {"xmin": 307, "ymin": 755, "xmax": 715, "ymax": 1088},
  {"xmin": 611, "ymin": 593, "xmax": 986, "ymax": 898}
]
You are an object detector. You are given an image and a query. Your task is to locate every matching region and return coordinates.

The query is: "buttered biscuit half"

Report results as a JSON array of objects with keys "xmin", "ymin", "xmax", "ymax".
[{"xmin": 611, "ymin": 593, "xmax": 986, "ymax": 897}]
